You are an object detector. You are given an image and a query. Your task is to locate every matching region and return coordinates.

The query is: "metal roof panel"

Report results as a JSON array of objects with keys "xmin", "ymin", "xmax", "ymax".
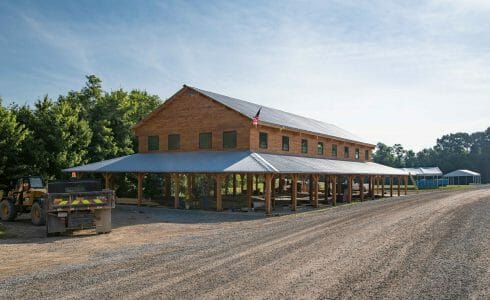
[
  {"xmin": 191, "ymin": 87, "xmax": 373, "ymax": 145},
  {"xmin": 65, "ymin": 151, "xmax": 407, "ymax": 175},
  {"xmin": 443, "ymin": 169, "xmax": 480, "ymax": 177}
]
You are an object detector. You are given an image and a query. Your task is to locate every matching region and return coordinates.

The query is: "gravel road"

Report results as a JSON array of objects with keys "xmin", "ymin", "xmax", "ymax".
[{"xmin": 1, "ymin": 187, "xmax": 489, "ymax": 299}]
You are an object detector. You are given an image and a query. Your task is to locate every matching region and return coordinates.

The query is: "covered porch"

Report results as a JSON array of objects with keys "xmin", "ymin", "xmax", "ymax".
[{"xmin": 64, "ymin": 151, "xmax": 409, "ymax": 215}]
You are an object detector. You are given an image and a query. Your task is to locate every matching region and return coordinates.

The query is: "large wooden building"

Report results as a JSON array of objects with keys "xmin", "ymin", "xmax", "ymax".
[
  {"xmin": 66, "ymin": 85, "xmax": 408, "ymax": 214},
  {"xmin": 134, "ymin": 86, "xmax": 374, "ymax": 162}
]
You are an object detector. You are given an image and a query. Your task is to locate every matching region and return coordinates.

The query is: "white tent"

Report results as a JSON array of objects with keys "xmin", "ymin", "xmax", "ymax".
[
  {"xmin": 399, "ymin": 167, "xmax": 442, "ymax": 177},
  {"xmin": 444, "ymin": 169, "xmax": 481, "ymax": 185}
]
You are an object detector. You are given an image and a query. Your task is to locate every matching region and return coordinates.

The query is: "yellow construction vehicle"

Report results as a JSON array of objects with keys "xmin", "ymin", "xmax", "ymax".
[{"xmin": 0, "ymin": 176, "xmax": 47, "ymax": 225}]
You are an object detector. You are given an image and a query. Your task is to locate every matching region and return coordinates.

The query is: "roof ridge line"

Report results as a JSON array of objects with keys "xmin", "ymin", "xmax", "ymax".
[
  {"xmin": 191, "ymin": 86, "xmax": 340, "ymax": 125},
  {"xmin": 189, "ymin": 86, "xmax": 372, "ymax": 146},
  {"xmin": 250, "ymin": 152, "xmax": 279, "ymax": 173}
]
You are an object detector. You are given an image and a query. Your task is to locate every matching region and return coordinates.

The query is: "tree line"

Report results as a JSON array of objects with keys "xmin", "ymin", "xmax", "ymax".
[
  {"xmin": 1, "ymin": 75, "xmax": 487, "ymax": 196},
  {"xmin": 373, "ymin": 129, "xmax": 490, "ymax": 183},
  {"xmin": 0, "ymin": 75, "xmax": 161, "ymax": 194}
]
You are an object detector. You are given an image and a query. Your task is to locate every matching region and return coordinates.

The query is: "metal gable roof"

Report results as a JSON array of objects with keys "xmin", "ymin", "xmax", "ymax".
[
  {"xmin": 190, "ymin": 87, "xmax": 373, "ymax": 146},
  {"xmin": 64, "ymin": 151, "xmax": 407, "ymax": 175},
  {"xmin": 444, "ymin": 169, "xmax": 481, "ymax": 177},
  {"xmin": 399, "ymin": 167, "xmax": 442, "ymax": 176}
]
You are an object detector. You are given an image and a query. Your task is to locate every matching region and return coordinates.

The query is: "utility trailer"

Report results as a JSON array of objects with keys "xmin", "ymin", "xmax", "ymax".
[{"xmin": 46, "ymin": 180, "xmax": 115, "ymax": 236}]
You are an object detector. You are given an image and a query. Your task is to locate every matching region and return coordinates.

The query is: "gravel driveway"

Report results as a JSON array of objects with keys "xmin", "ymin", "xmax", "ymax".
[{"xmin": 0, "ymin": 186, "xmax": 489, "ymax": 299}]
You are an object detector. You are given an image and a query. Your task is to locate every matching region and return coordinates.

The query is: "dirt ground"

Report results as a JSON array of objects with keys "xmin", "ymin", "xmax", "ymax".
[{"xmin": 0, "ymin": 186, "xmax": 489, "ymax": 299}]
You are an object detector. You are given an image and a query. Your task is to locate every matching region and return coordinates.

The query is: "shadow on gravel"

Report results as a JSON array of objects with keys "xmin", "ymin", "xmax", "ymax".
[{"xmin": 112, "ymin": 205, "xmax": 266, "ymax": 228}]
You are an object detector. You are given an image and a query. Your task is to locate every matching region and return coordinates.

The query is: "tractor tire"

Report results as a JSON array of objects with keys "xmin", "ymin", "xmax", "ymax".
[
  {"xmin": 0, "ymin": 199, "xmax": 17, "ymax": 221},
  {"xmin": 31, "ymin": 202, "xmax": 46, "ymax": 226}
]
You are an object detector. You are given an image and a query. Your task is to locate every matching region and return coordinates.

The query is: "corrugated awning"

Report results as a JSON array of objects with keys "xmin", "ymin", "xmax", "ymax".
[{"xmin": 64, "ymin": 151, "xmax": 408, "ymax": 175}]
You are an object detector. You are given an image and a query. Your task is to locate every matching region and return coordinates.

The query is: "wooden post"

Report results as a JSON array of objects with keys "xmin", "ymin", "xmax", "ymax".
[
  {"xmin": 360, "ymin": 176, "xmax": 364, "ymax": 201},
  {"xmin": 348, "ymin": 175, "xmax": 353, "ymax": 203},
  {"xmin": 313, "ymin": 174, "xmax": 319, "ymax": 208},
  {"xmin": 397, "ymin": 176, "xmax": 401, "ymax": 197},
  {"xmin": 291, "ymin": 174, "xmax": 298, "ymax": 211},
  {"xmin": 309, "ymin": 175, "xmax": 313, "ymax": 203},
  {"xmin": 247, "ymin": 174, "xmax": 253, "ymax": 208},
  {"xmin": 104, "ymin": 173, "xmax": 111, "ymax": 190},
  {"xmin": 390, "ymin": 176, "xmax": 394, "ymax": 197},
  {"xmin": 265, "ymin": 173, "xmax": 272, "ymax": 215},
  {"xmin": 338, "ymin": 176, "xmax": 342, "ymax": 198},
  {"xmin": 324, "ymin": 175, "xmax": 329, "ymax": 203},
  {"xmin": 371, "ymin": 176, "xmax": 375, "ymax": 200},
  {"xmin": 173, "ymin": 174, "xmax": 180, "ymax": 209},
  {"xmin": 137, "ymin": 173, "xmax": 144, "ymax": 206},
  {"xmin": 255, "ymin": 175, "xmax": 259, "ymax": 193},
  {"xmin": 332, "ymin": 175, "xmax": 337, "ymax": 206},
  {"xmin": 404, "ymin": 175, "xmax": 408, "ymax": 195},
  {"xmin": 216, "ymin": 174, "xmax": 223, "ymax": 211},
  {"xmin": 232, "ymin": 173, "xmax": 237, "ymax": 197},
  {"xmin": 381, "ymin": 176, "xmax": 385, "ymax": 198}
]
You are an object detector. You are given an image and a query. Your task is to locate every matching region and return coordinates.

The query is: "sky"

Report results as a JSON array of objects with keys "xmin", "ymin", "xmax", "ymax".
[{"xmin": 1, "ymin": 0, "xmax": 489, "ymax": 151}]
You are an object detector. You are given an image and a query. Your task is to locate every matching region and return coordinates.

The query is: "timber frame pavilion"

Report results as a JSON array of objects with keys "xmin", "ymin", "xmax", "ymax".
[
  {"xmin": 65, "ymin": 85, "xmax": 409, "ymax": 214},
  {"xmin": 65, "ymin": 151, "xmax": 409, "ymax": 215}
]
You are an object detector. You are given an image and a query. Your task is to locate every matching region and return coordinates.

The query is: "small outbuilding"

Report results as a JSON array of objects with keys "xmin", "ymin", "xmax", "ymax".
[{"xmin": 444, "ymin": 169, "xmax": 481, "ymax": 185}]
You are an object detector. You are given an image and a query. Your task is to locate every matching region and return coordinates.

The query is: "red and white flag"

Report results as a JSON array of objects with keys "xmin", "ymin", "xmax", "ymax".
[{"xmin": 252, "ymin": 107, "xmax": 261, "ymax": 126}]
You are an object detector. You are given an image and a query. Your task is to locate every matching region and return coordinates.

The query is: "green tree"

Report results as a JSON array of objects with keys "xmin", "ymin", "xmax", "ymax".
[
  {"xmin": 373, "ymin": 143, "xmax": 395, "ymax": 166},
  {"xmin": 87, "ymin": 88, "xmax": 161, "ymax": 162},
  {"xmin": 404, "ymin": 150, "xmax": 417, "ymax": 167},
  {"xmin": 0, "ymin": 98, "xmax": 28, "ymax": 182},
  {"xmin": 392, "ymin": 144, "xmax": 405, "ymax": 167},
  {"xmin": 16, "ymin": 96, "xmax": 92, "ymax": 179}
]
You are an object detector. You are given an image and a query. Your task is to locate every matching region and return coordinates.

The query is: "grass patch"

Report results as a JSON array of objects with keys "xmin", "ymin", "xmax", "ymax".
[
  {"xmin": 438, "ymin": 185, "xmax": 474, "ymax": 191},
  {"xmin": 414, "ymin": 185, "xmax": 474, "ymax": 193}
]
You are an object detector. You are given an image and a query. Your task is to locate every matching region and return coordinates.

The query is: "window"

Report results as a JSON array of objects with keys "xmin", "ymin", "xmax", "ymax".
[
  {"xmin": 365, "ymin": 150, "xmax": 369, "ymax": 160},
  {"xmin": 148, "ymin": 135, "xmax": 159, "ymax": 151},
  {"xmin": 317, "ymin": 142, "xmax": 324, "ymax": 155},
  {"xmin": 168, "ymin": 134, "xmax": 180, "ymax": 150},
  {"xmin": 199, "ymin": 132, "xmax": 212, "ymax": 149},
  {"xmin": 301, "ymin": 139, "xmax": 308, "ymax": 153},
  {"xmin": 223, "ymin": 131, "xmax": 237, "ymax": 148},
  {"xmin": 332, "ymin": 144, "xmax": 338, "ymax": 157},
  {"xmin": 355, "ymin": 148, "xmax": 360, "ymax": 160},
  {"xmin": 344, "ymin": 146, "xmax": 349, "ymax": 158},
  {"xmin": 259, "ymin": 132, "xmax": 268, "ymax": 149},
  {"xmin": 282, "ymin": 136, "xmax": 289, "ymax": 151}
]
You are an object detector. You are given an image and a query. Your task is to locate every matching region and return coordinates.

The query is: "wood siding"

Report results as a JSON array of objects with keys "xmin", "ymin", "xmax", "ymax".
[
  {"xmin": 134, "ymin": 87, "xmax": 251, "ymax": 153},
  {"xmin": 250, "ymin": 125, "xmax": 373, "ymax": 161},
  {"xmin": 134, "ymin": 86, "xmax": 374, "ymax": 161}
]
